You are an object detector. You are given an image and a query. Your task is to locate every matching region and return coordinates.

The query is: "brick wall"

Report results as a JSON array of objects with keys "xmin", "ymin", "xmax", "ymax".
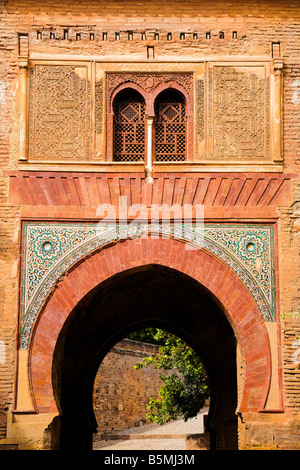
[
  {"xmin": 0, "ymin": 200, "xmax": 20, "ymax": 439},
  {"xmin": 93, "ymin": 339, "xmax": 162, "ymax": 434},
  {"xmin": 241, "ymin": 318, "xmax": 300, "ymax": 450},
  {"xmin": 281, "ymin": 318, "xmax": 300, "ymax": 416}
]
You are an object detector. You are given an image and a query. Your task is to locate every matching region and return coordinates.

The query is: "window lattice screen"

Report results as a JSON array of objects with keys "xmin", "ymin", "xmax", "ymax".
[
  {"xmin": 154, "ymin": 90, "xmax": 186, "ymax": 162},
  {"xmin": 113, "ymin": 90, "xmax": 146, "ymax": 162}
]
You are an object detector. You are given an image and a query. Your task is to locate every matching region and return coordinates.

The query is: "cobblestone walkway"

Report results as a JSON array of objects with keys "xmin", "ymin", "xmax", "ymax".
[{"xmin": 93, "ymin": 408, "xmax": 208, "ymax": 450}]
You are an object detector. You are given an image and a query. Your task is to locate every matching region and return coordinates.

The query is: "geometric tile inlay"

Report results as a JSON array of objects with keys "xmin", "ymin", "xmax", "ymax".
[{"xmin": 20, "ymin": 222, "xmax": 275, "ymax": 349}]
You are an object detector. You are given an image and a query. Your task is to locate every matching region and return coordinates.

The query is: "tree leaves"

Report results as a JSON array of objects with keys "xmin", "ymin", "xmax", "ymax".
[{"xmin": 133, "ymin": 329, "xmax": 209, "ymax": 425}]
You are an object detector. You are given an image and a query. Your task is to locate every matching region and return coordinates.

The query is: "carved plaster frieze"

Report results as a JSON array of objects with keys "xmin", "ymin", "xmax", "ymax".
[{"xmin": 19, "ymin": 222, "xmax": 276, "ymax": 350}]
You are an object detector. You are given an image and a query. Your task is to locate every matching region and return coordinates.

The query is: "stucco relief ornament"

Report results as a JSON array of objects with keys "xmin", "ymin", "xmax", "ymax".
[
  {"xmin": 19, "ymin": 222, "xmax": 275, "ymax": 349},
  {"xmin": 33, "ymin": 232, "xmax": 61, "ymax": 260},
  {"xmin": 238, "ymin": 234, "xmax": 265, "ymax": 260}
]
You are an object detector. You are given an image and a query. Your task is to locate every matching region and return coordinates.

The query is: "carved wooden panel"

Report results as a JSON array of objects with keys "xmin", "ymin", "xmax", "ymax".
[
  {"xmin": 207, "ymin": 64, "xmax": 271, "ymax": 161},
  {"xmin": 113, "ymin": 89, "xmax": 146, "ymax": 161},
  {"xmin": 154, "ymin": 90, "xmax": 186, "ymax": 161},
  {"xmin": 29, "ymin": 64, "xmax": 91, "ymax": 161}
]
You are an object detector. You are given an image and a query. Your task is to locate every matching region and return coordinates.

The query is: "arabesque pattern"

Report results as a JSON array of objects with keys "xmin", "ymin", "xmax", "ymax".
[
  {"xmin": 19, "ymin": 222, "xmax": 275, "ymax": 349},
  {"xmin": 207, "ymin": 64, "xmax": 271, "ymax": 160},
  {"xmin": 29, "ymin": 64, "xmax": 91, "ymax": 160}
]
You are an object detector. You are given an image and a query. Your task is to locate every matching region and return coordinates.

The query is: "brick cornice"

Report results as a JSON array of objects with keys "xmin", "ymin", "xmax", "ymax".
[{"xmin": 6, "ymin": 171, "xmax": 295, "ymax": 212}]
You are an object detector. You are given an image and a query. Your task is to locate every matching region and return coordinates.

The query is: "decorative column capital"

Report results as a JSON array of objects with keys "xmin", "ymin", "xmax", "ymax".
[
  {"xmin": 146, "ymin": 115, "xmax": 155, "ymax": 124},
  {"xmin": 17, "ymin": 56, "xmax": 29, "ymax": 69},
  {"xmin": 273, "ymin": 58, "xmax": 284, "ymax": 75}
]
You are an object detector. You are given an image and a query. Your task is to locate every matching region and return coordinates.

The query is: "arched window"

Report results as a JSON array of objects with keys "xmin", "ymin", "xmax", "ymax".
[
  {"xmin": 154, "ymin": 89, "xmax": 186, "ymax": 161},
  {"xmin": 113, "ymin": 89, "xmax": 146, "ymax": 162}
]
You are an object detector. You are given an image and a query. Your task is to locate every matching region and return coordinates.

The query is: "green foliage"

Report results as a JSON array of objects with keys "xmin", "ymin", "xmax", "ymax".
[
  {"xmin": 127, "ymin": 328, "xmax": 166, "ymax": 345},
  {"xmin": 133, "ymin": 329, "xmax": 209, "ymax": 425}
]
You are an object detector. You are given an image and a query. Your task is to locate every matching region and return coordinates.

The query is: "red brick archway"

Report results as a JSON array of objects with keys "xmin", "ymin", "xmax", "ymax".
[{"xmin": 29, "ymin": 236, "xmax": 271, "ymax": 416}]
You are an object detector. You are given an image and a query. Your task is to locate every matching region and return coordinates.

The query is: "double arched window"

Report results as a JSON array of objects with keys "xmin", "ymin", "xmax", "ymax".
[{"xmin": 113, "ymin": 88, "xmax": 187, "ymax": 162}]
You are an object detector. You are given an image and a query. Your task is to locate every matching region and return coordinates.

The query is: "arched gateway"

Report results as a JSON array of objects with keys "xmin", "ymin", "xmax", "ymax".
[
  {"xmin": 2, "ymin": 0, "xmax": 299, "ymax": 453},
  {"xmin": 26, "ymin": 231, "xmax": 271, "ymax": 450}
]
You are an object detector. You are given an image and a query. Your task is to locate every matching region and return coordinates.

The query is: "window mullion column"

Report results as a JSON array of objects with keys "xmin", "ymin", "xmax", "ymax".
[{"xmin": 145, "ymin": 116, "xmax": 154, "ymax": 183}]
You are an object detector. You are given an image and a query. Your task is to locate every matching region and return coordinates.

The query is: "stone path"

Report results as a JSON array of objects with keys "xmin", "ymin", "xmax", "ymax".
[{"xmin": 93, "ymin": 407, "xmax": 208, "ymax": 450}]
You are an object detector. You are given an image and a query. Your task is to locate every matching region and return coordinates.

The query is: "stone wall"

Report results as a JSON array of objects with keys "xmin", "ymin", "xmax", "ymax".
[{"xmin": 93, "ymin": 339, "xmax": 162, "ymax": 433}]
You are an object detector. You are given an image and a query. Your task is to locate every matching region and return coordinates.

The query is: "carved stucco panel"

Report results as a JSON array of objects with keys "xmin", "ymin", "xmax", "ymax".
[
  {"xmin": 28, "ymin": 64, "xmax": 91, "ymax": 161},
  {"xmin": 207, "ymin": 64, "xmax": 271, "ymax": 161},
  {"xmin": 105, "ymin": 72, "xmax": 194, "ymax": 111},
  {"xmin": 26, "ymin": 61, "xmax": 275, "ymax": 164}
]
